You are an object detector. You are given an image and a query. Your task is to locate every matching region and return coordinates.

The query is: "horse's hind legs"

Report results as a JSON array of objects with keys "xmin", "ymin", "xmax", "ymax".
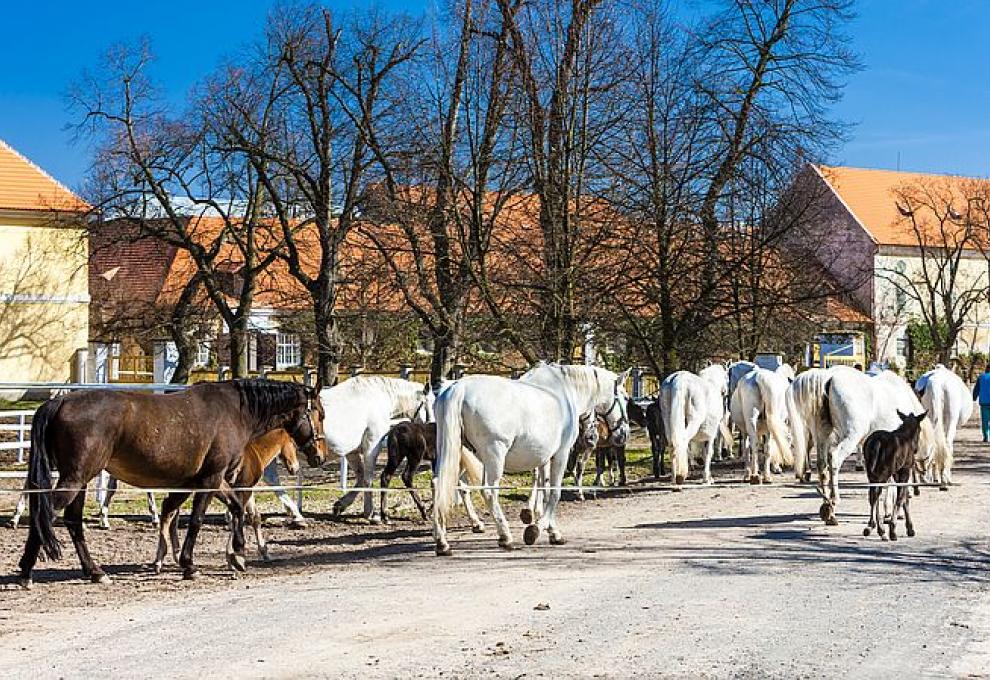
[
  {"xmin": 178, "ymin": 492, "xmax": 214, "ymax": 580},
  {"xmin": 151, "ymin": 492, "xmax": 188, "ymax": 573},
  {"xmin": 64, "ymin": 490, "xmax": 109, "ymax": 584}
]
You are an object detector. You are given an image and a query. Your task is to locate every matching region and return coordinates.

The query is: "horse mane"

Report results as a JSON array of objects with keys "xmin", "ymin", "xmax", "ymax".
[
  {"xmin": 340, "ymin": 375, "xmax": 422, "ymax": 400},
  {"xmin": 524, "ymin": 362, "xmax": 615, "ymax": 404},
  {"xmin": 231, "ymin": 379, "xmax": 306, "ymax": 430}
]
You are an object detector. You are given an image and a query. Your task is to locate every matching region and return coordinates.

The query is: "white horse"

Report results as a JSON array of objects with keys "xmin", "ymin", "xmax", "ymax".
[
  {"xmin": 915, "ymin": 364, "xmax": 973, "ymax": 487},
  {"xmin": 431, "ymin": 363, "xmax": 630, "ymax": 555},
  {"xmin": 818, "ymin": 369, "xmax": 943, "ymax": 525},
  {"xmin": 729, "ymin": 367, "xmax": 793, "ymax": 484},
  {"xmin": 728, "ymin": 360, "xmax": 758, "ymax": 401},
  {"xmin": 775, "ymin": 363, "xmax": 796, "ymax": 381},
  {"xmin": 321, "ymin": 376, "xmax": 434, "ymax": 522},
  {"xmin": 660, "ymin": 369, "xmax": 733, "ymax": 485},
  {"xmin": 786, "ymin": 366, "xmax": 846, "ymax": 482}
]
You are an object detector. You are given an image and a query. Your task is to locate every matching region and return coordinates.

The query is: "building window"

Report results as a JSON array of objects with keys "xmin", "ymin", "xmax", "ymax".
[
  {"xmin": 195, "ymin": 341, "xmax": 212, "ymax": 367},
  {"xmin": 276, "ymin": 332, "xmax": 301, "ymax": 369}
]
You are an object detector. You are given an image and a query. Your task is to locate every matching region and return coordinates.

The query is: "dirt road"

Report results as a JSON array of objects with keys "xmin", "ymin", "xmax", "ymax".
[{"xmin": 1, "ymin": 427, "xmax": 989, "ymax": 678}]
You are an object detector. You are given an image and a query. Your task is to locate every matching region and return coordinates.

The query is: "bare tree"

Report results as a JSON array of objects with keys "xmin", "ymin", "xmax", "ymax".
[
  {"xmin": 70, "ymin": 41, "xmax": 282, "ymax": 377},
  {"xmin": 875, "ymin": 178, "xmax": 990, "ymax": 365},
  {"xmin": 209, "ymin": 4, "xmax": 422, "ymax": 385},
  {"xmin": 597, "ymin": 0, "xmax": 858, "ymax": 373},
  {"xmin": 356, "ymin": 0, "xmax": 532, "ymax": 383}
]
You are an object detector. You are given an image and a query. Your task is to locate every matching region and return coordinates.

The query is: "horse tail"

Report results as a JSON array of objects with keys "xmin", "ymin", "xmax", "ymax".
[
  {"xmin": 786, "ymin": 386, "xmax": 809, "ymax": 479},
  {"xmin": 663, "ymin": 380, "xmax": 698, "ymax": 482},
  {"xmin": 433, "ymin": 382, "xmax": 466, "ymax": 522},
  {"xmin": 756, "ymin": 373, "xmax": 792, "ymax": 467},
  {"xmin": 28, "ymin": 397, "xmax": 65, "ymax": 561},
  {"xmin": 921, "ymin": 385, "xmax": 949, "ymax": 480}
]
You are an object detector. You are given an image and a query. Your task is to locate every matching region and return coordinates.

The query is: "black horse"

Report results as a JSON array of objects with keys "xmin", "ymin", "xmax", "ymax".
[
  {"xmin": 380, "ymin": 421, "xmax": 436, "ymax": 522},
  {"xmin": 18, "ymin": 379, "xmax": 326, "ymax": 587}
]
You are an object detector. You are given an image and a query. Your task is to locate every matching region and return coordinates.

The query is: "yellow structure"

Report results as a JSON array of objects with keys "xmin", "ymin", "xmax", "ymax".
[{"xmin": 0, "ymin": 139, "xmax": 90, "ymax": 383}]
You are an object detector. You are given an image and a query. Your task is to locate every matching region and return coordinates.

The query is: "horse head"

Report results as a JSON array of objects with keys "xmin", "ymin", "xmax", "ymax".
[
  {"xmin": 598, "ymin": 368, "xmax": 631, "ymax": 447},
  {"xmin": 289, "ymin": 386, "xmax": 327, "ymax": 467}
]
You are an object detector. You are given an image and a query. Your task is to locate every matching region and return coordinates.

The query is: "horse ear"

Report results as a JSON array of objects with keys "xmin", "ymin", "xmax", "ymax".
[
  {"xmin": 896, "ymin": 409, "xmax": 906, "ymax": 421},
  {"xmin": 616, "ymin": 368, "xmax": 632, "ymax": 393},
  {"xmin": 918, "ymin": 410, "xmax": 928, "ymax": 422}
]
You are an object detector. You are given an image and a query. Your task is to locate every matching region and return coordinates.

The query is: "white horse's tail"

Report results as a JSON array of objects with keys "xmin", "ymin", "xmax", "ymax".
[
  {"xmin": 664, "ymin": 384, "xmax": 703, "ymax": 481},
  {"xmin": 920, "ymin": 385, "xmax": 950, "ymax": 479},
  {"xmin": 756, "ymin": 373, "xmax": 792, "ymax": 467},
  {"xmin": 434, "ymin": 382, "xmax": 466, "ymax": 522},
  {"xmin": 786, "ymin": 387, "xmax": 808, "ymax": 478}
]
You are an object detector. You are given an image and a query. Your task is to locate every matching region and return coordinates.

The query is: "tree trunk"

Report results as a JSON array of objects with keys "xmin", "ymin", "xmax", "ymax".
[
  {"xmin": 228, "ymin": 317, "xmax": 250, "ymax": 378},
  {"xmin": 169, "ymin": 328, "xmax": 195, "ymax": 385},
  {"xmin": 314, "ymin": 301, "xmax": 341, "ymax": 386},
  {"xmin": 430, "ymin": 327, "xmax": 458, "ymax": 387}
]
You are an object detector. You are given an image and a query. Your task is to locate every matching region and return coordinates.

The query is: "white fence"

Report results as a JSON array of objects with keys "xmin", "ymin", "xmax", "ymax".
[{"xmin": 0, "ymin": 410, "xmax": 32, "ymax": 464}]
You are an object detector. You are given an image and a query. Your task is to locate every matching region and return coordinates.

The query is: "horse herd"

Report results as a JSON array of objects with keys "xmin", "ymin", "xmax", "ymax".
[{"xmin": 6, "ymin": 360, "xmax": 971, "ymax": 588}]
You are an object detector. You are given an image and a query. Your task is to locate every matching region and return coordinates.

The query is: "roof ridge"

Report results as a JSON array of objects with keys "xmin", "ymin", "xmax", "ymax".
[{"xmin": 815, "ymin": 163, "xmax": 990, "ymax": 182}]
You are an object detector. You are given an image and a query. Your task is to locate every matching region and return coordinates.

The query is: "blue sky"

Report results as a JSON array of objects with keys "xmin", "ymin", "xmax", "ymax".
[{"xmin": 1, "ymin": 0, "xmax": 987, "ymax": 190}]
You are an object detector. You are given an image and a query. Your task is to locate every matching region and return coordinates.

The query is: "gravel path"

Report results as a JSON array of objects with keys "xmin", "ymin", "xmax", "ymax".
[{"xmin": 1, "ymin": 426, "xmax": 988, "ymax": 678}]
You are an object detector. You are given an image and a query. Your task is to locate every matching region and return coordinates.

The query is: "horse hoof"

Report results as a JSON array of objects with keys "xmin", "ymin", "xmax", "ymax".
[
  {"xmin": 498, "ymin": 540, "xmax": 517, "ymax": 552},
  {"xmin": 862, "ymin": 528, "xmax": 870, "ymax": 537},
  {"xmin": 227, "ymin": 553, "xmax": 247, "ymax": 572},
  {"xmin": 287, "ymin": 518, "xmax": 307, "ymax": 530},
  {"xmin": 471, "ymin": 524, "xmax": 485, "ymax": 534},
  {"xmin": 435, "ymin": 543, "xmax": 452, "ymax": 557},
  {"xmin": 91, "ymin": 573, "xmax": 112, "ymax": 585},
  {"xmin": 819, "ymin": 503, "xmax": 831, "ymax": 521},
  {"xmin": 6, "ymin": 519, "xmax": 18, "ymax": 529},
  {"xmin": 369, "ymin": 516, "xmax": 382, "ymax": 526},
  {"xmin": 855, "ymin": 464, "xmax": 865, "ymax": 472},
  {"xmin": 674, "ymin": 475, "xmax": 685, "ymax": 486},
  {"xmin": 331, "ymin": 503, "xmax": 343, "ymax": 517},
  {"xmin": 151, "ymin": 562, "xmax": 163, "ymax": 575},
  {"xmin": 939, "ymin": 484, "xmax": 949, "ymax": 492},
  {"xmin": 749, "ymin": 476, "xmax": 760, "ymax": 485},
  {"xmin": 889, "ymin": 534, "xmax": 898, "ymax": 542},
  {"xmin": 549, "ymin": 535, "xmax": 567, "ymax": 546},
  {"xmin": 523, "ymin": 524, "xmax": 540, "ymax": 546},
  {"xmin": 803, "ymin": 472, "xmax": 812, "ymax": 484},
  {"xmin": 261, "ymin": 552, "xmax": 272, "ymax": 563},
  {"xmin": 824, "ymin": 514, "xmax": 838, "ymax": 527},
  {"xmin": 907, "ymin": 528, "xmax": 916, "ymax": 538},
  {"xmin": 519, "ymin": 508, "xmax": 534, "ymax": 525},
  {"xmin": 183, "ymin": 568, "xmax": 200, "ymax": 581},
  {"xmin": 17, "ymin": 576, "xmax": 32, "ymax": 590}
]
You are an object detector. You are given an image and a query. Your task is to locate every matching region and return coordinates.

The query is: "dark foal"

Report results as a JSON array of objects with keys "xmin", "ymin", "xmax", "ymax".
[
  {"xmin": 862, "ymin": 410, "xmax": 927, "ymax": 541},
  {"xmin": 380, "ymin": 421, "xmax": 436, "ymax": 522},
  {"xmin": 17, "ymin": 379, "xmax": 325, "ymax": 587},
  {"xmin": 647, "ymin": 401, "xmax": 666, "ymax": 478}
]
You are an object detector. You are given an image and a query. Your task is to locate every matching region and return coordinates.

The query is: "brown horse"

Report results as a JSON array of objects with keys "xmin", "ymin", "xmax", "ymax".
[
  {"xmin": 152, "ymin": 428, "xmax": 302, "ymax": 573},
  {"xmin": 18, "ymin": 379, "xmax": 326, "ymax": 587}
]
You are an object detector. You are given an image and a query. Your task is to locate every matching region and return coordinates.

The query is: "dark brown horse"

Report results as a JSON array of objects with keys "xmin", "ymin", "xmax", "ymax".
[{"xmin": 18, "ymin": 379, "xmax": 326, "ymax": 587}]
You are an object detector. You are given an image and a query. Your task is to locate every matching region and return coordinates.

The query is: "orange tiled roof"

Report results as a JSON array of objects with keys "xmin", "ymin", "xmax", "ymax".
[
  {"xmin": 815, "ymin": 165, "xmax": 990, "ymax": 247},
  {"xmin": 0, "ymin": 138, "xmax": 89, "ymax": 213}
]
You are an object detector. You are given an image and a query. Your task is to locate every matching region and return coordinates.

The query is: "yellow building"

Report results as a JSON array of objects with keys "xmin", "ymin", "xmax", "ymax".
[{"xmin": 0, "ymin": 138, "xmax": 90, "ymax": 384}]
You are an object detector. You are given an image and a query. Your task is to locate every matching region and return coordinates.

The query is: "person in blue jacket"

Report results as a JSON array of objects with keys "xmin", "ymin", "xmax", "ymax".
[{"xmin": 973, "ymin": 366, "xmax": 990, "ymax": 442}]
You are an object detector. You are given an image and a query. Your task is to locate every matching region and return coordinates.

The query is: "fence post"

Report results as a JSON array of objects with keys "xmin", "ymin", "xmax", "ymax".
[
  {"xmin": 631, "ymin": 367, "xmax": 643, "ymax": 399},
  {"xmin": 17, "ymin": 412, "xmax": 26, "ymax": 465}
]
